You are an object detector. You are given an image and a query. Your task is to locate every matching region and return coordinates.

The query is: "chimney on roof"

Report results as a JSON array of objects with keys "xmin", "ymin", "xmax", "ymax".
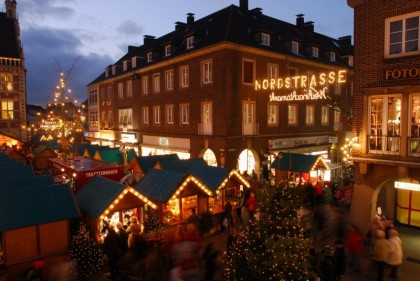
[
  {"xmin": 187, "ymin": 13, "xmax": 195, "ymax": 25},
  {"xmin": 240, "ymin": 0, "xmax": 248, "ymax": 11},
  {"xmin": 304, "ymin": 21, "xmax": 314, "ymax": 32},
  {"xmin": 143, "ymin": 35, "xmax": 155, "ymax": 45},
  {"xmin": 296, "ymin": 14, "xmax": 305, "ymax": 29},
  {"xmin": 175, "ymin": 21, "xmax": 186, "ymax": 30},
  {"xmin": 339, "ymin": 35, "xmax": 352, "ymax": 46}
]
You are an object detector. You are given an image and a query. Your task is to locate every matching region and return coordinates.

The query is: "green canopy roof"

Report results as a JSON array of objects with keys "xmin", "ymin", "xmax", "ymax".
[{"xmin": 270, "ymin": 152, "xmax": 327, "ymax": 173}]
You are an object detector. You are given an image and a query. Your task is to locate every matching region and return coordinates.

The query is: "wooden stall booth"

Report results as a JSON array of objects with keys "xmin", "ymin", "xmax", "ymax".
[{"xmin": 75, "ymin": 175, "xmax": 157, "ymax": 243}]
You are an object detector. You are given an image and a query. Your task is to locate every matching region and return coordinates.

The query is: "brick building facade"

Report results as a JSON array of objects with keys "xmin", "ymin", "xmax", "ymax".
[
  {"xmin": 87, "ymin": 0, "xmax": 353, "ymax": 181},
  {"xmin": 348, "ymin": 0, "xmax": 420, "ymax": 231},
  {"xmin": 0, "ymin": 0, "xmax": 26, "ymax": 142}
]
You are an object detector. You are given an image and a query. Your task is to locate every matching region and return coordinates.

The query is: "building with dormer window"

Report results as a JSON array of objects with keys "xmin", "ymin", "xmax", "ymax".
[
  {"xmin": 0, "ymin": 0, "xmax": 26, "ymax": 142},
  {"xmin": 87, "ymin": 0, "xmax": 353, "ymax": 180}
]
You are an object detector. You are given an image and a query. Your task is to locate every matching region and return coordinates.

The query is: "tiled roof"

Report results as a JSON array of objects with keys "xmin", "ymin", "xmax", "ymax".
[
  {"xmin": 76, "ymin": 175, "xmax": 126, "ymax": 219},
  {"xmin": 89, "ymin": 4, "xmax": 353, "ymax": 84},
  {"xmin": 134, "ymin": 168, "xmax": 185, "ymax": 203},
  {"xmin": 0, "ymin": 13, "xmax": 20, "ymax": 58},
  {"xmin": 0, "ymin": 183, "xmax": 80, "ymax": 232}
]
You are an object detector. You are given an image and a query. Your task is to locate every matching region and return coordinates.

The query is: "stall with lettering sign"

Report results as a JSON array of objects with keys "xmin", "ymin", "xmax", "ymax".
[{"xmin": 48, "ymin": 156, "xmax": 123, "ymax": 192}]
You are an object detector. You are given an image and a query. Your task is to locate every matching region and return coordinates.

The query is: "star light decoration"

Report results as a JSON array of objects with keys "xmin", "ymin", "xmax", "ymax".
[{"xmin": 224, "ymin": 181, "xmax": 313, "ymax": 280}]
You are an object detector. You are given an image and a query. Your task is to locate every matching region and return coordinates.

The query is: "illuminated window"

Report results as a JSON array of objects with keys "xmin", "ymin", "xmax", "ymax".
[
  {"xmin": 330, "ymin": 52, "xmax": 336, "ymax": 62},
  {"xmin": 385, "ymin": 12, "xmax": 420, "ymax": 58},
  {"xmin": 201, "ymin": 102, "xmax": 212, "ymax": 124},
  {"xmin": 153, "ymin": 73, "xmax": 160, "ymax": 93},
  {"xmin": 305, "ymin": 105, "xmax": 315, "ymax": 125},
  {"xmin": 119, "ymin": 108, "xmax": 133, "ymax": 128},
  {"xmin": 118, "ymin": 82, "xmax": 123, "ymax": 99},
  {"xmin": 108, "ymin": 111, "xmax": 113, "ymax": 128},
  {"xmin": 153, "ymin": 106, "xmax": 161, "ymax": 125},
  {"xmin": 242, "ymin": 59, "xmax": 255, "ymax": 84},
  {"xmin": 165, "ymin": 70, "xmax": 174, "ymax": 91},
  {"xmin": 180, "ymin": 103, "xmax": 189, "ymax": 124},
  {"xmin": 288, "ymin": 104, "xmax": 297, "ymax": 125},
  {"xmin": 1, "ymin": 100, "xmax": 14, "ymax": 120},
  {"xmin": 89, "ymin": 111, "xmax": 98, "ymax": 127},
  {"xmin": 166, "ymin": 104, "xmax": 174, "ymax": 125},
  {"xmin": 369, "ymin": 96, "xmax": 401, "ymax": 154},
  {"xmin": 202, "ymin": 60, "xmax": 212, "ymax": 84},
  {"xmin": 180, "ymin": 65, "xmax": 189, "ymax": 88},
  {"xmin": 142, "ymin": 107, "xmax": 149, "ymax": 125},
  {"xmin": 186, "ymin": 36, "xmax": 194, "ymax": 49},
  {"xmin": 165, "ymin": 45, "xmax": 172, "ymax": 56},
  {"xmin": 0, "ymin": 74, "xmax": 13, "ymax": 91},
  {"xmin": 88, "ymin": 89, "xmax": 97, "ymax": 105},
  {"xmin": 261, "ymin": 33, "xmax": 270, "ymax": 46},
  {"xmin": 267, "ymin": 64, "xmax": 278, "ymax": 80},
  {"xmin": 267, "ymin": 103, "xmax": 278, "ymax": 125},
  {"xmin": 142, "ymin": 76, "xmax": 149, "ymax": 95},
  {"xmin": 321, "ymin": 106, "xmax": 329, "ymax": 125}
]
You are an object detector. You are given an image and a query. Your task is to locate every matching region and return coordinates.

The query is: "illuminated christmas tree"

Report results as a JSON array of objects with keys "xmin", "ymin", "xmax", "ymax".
[
  {"xmin": 69, "ymin": 223, "xmax": 105, "ymax": 280},
  {"xmin": 224, "ymin": 181, "xmax": 313, "ymax": 281}
]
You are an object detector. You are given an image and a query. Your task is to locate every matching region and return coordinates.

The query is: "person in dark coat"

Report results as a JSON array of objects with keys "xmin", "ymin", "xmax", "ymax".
[
  {"xmin": 319, "ymin": 244, "xmax": 336, "ymax": 281},
  {"xmin": 103, "ymin": 225, "xmax": 123, "ymax": 280},
  {"xmin": 222, "ymin": 201, "xmax": 233, "ymax": 235},
  {"xmin": 116, "ymin": 222, "xmax": 128, "ymax": 257},
  {"xmin": 334, "ymin": 239, "xmax": 347, "ymax": 281}
]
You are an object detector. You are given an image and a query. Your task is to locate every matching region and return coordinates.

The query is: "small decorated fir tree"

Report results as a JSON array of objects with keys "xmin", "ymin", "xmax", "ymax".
[
  {"xmin": 224, "ymin": 181, "xmax": 313, "ymax": 281},
  {"xmin": 69, "ymin": 223, "xmax": 105, "ymax": 280}
]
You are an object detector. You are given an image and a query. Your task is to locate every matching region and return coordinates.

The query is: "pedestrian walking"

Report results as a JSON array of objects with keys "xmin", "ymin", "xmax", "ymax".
[
  {"xmin": 319, "ymin": 244, "xmax": 336, "ymax": 281},
  {"xmin": 387, "ymin": 229, "xmax": 403, "ymax": 279},
  {"xmin": 103, "ymin": 225, "xmax": 123, "ymax": 280},
  {"xmin": 372, "ymin": 229, "xmax": 389, "ymax": 281},
  {"xmin": 187, "ymin": 207, "xmax": 200, "ymax": 233},
  {"xmin": 126, "ymin": 216, "xmax": 142, "ymax": 249},
  {"xmin": 222, "ymin": 201, "xmax": 233, "ymax": 235},
  {"xmin": 116, "ymin": 222, "xmax": 128, "ymax": 257},
  {"xmin": 346, "ymin": 224, "xmax": 363, "ymax": 272},
  {"xmin": 245, "ymin": 192, "xmax": 257, "ymax": 222}
]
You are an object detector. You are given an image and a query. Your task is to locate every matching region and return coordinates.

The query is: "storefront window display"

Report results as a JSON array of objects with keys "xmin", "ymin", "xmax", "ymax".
[
  {"xmin": 410, "ymin": 94, "xmax": 420, "ymax": 155},
  {"xmin": 98, "ymin": 208, "xmax": 139, "ymax": 243}
]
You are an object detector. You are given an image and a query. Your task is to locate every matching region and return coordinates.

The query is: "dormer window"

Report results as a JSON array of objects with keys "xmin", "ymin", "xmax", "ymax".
[
  {"xmin": 330, "ymin": 51, "xmax": 336, "ymax": 62},
  {"xmin": 261, "ymin": 33, "xmax": 270, "ymax": 46},
  {"xmin": 147, "ymin": 52, "xmax": 153, "ymax": 62},
  {"xmin": 132, "ymin": 56, "xmax": 138, "ymax": 68},
  {"xmin": 292, "ymin": 41, "xmax": 299, "ymax": 54},
  {"xmin": 165, "ymin": 45, "xmax": 172, "ymax": 56},
  {"xmin": 112, "ymin": 65, "xmax": 116, "ymax": 75},
  {"xmin": 123, "ymin": 60, "xmax": 128, "ymax": 71},
  {"xmin": 348, "ymin": 55, "xmax": 354, "ymax": 67},
  {"xmin": 187, "ymin": 36, "xmax": 194, "ymax": 49},
  {"xmin": 312, "ymin": 47, "xmax": 319, "ymax": 58}
]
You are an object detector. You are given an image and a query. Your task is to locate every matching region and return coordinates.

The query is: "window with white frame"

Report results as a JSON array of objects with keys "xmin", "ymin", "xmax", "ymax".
[
  {"xmin": 118, "ymin": 82, "xmax": 123, "ymax": 99},
  {"xmin": 267, "ymin": 103, "xmax": 278, "ymax": 125},
  {"xmin": 242, "ymin": 101, "xmax": 255, "ymax": 124},
  {"xmin": 147, "ymin": 52, "xmax": 153, "ymax": 62},
  {"xmin": 369, "ymin": 95, "xmax": 402, "ymax": 153},
  {"xmin": 119, "ymin": 108, "xmax": 133, "ymax": 128},
  {"xmin": 132, "ymin": 56, "xmax": 138, "ymax": 68},
  {"xmin": 291, "ymin": 41, "xmax": 299, "ymax": 54},
  {"xmin": 180, "ymin": 103, "xmax": 189, "ymax": 124},
  {"xmin": 202, "ymin": 102, "xmax": 212, "ymax": 125},
  {"xmin": 166, "ymin": 104, "xmax": 174, "ymax": 125},
  {"xmin": 268, "ymin": 64, "xmax": 278, "ymax": 80},
  {"xmin": 385, "ymin": 12, "xmax": 420, "ymax": 57},
  {"xmin": 165, "ymin": 45, "xmax": 172, "ymax": 56},
  {"xmin": 153, "ymin": 73, "xmax": 160, "ymax": 93},
  {"xmin": 288, "ymin": 104, "xmax": 298, "ymax": 125},
  {"xmin": 142, "ymin": 76, "xmax": 148, "ymax": 95},
  {"xmin": 165, "ymin": 70, "xmax": 174, "ymax": 91},
  {"xmin": 202, "ymin": 60, "xmax": 212, "ymax": 84},
  {"xmin": 142, "ymin": 107, "xmax": 149, "ymax": 125},
  {"xmin": 108, "ymin": 111, "xmax": 113, "ymax": 127},
  {"xmin": 243, "ymin": 59, "xmax": 255, "ymax": 84},
  {"xmin": 305, "ymin": 105, "xmax": 315, "ymax": 125},
  {"xmin": 180, "ymin": 65, "xmax": 189, "ymax": 88},
  {"xmin": 88, "ymin": 89, "xmax": 97, "ymax": 105},
  {"xmin": 321, "ymin": 106, "xmax": 329, "ymax": 125},
  {"xmin": 312, "ymin": 46, "xmax": 319, "ymax": 58},
  {"xmin": 153, "ymin": 106, "xmax": 160, "ymax": 125},
  {"xmin": 261, "ymin": 33, "xmax": 270, "ymax": 46},
  {"xmin": 330, "ymin": 51, "xmax": 336, "ymax": 62},
  {"xmin": 186, "ymin": 36, "xmax": 194, "ymax": 49},
  {"xmin": 1, "ymin": 100, "xmax": 13, "ymax": 120},
  {"xmin": 126, "ymin": 80, "xmax": 132, "ymax": 98},
  {"xmin": 89, "ymin": 111, "xmax": 98, "ymax": 127},
  {"xmin": 123, "ymin": 60, "xmax": 128, "ymax": 71}
]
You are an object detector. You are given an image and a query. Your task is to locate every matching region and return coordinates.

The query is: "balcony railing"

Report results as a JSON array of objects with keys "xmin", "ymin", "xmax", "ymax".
[
  {"xmin": 198, "ymin": 122, "xmax": 213, "ymax": 135},
  {"xmin": 242, "ymin": 122, "xmax": 259, "ymax": 136}
]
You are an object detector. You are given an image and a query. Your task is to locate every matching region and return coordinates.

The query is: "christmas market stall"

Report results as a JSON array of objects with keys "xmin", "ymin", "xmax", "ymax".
[
  {"xmin": 125, "ymin": 154, "xmax": 180, "ymax": 177},
  {"xmin": 270, "ymin": 152, "xmax": 329, "ymax": 184},
  {"xmin": 0, "ymin": 181, "xmax": 80, "ymax": 280},
  {"xmin": 48, "ymin": 156, "xmax": 123, "ymax": 192},
  {"xmin": 30, "ymin": 145, "xmax": 58, "ymax": 173},
  {"xmin": 75, "ymin": 175, "xmax": 157, "ymax": 243}
]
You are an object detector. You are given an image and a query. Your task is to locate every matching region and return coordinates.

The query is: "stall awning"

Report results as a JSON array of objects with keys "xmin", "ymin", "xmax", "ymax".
[{"xmin": 270, "ymin": 152, "xmax": 327, "ymax": 173}]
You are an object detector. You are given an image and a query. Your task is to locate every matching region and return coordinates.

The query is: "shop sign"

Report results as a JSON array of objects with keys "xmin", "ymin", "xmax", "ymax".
[
  {"xmin": 121, "ymin": 133, "xmax": 136, "ymax": 143},
  {"xmin": 255, "ymin": 70, "xmax": 347, "ymax": 102},
  {"xmin": 395, "ymin": 181, "xmax": 420, "ymax": 191},
  {"xmin": 269, "ymin": 135, "xmax": 329, "ymax": 150},
  {"xmin": 159, "ymin": 137, "xmax": 169, "ymax": 146},
  {"xmin": 85, "ymin": 169, "xmax": 120, "ymax": 178},
  {"xmin": 385, "ymin": 67, "xmax": 420, "ymax": 80}
]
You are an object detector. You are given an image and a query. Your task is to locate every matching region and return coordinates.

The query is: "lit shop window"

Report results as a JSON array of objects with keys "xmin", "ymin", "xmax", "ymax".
[
  {"xmin": 385, "ymin": 12, "xmax": 420, "ymax": 58},
  {"xmin": 288, "ymin": 104, "xmax": 297, "ymax": 125},
  {"xmin": 369, "ymin": 96, "xmax": 401, "ymax": 154},
  {"xmin": 409, "ymin": 94, "xmax": 420, "ymax": 156},
  {"xmin": 267, "ymin": 103, "xmax": 278, "ymax": 125}
]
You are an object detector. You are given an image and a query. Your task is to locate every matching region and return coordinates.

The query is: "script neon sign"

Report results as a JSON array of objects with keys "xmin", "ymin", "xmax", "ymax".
[{"xmin": 255, "ymin": 70, "xmax": 347, "ymax": 102}]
